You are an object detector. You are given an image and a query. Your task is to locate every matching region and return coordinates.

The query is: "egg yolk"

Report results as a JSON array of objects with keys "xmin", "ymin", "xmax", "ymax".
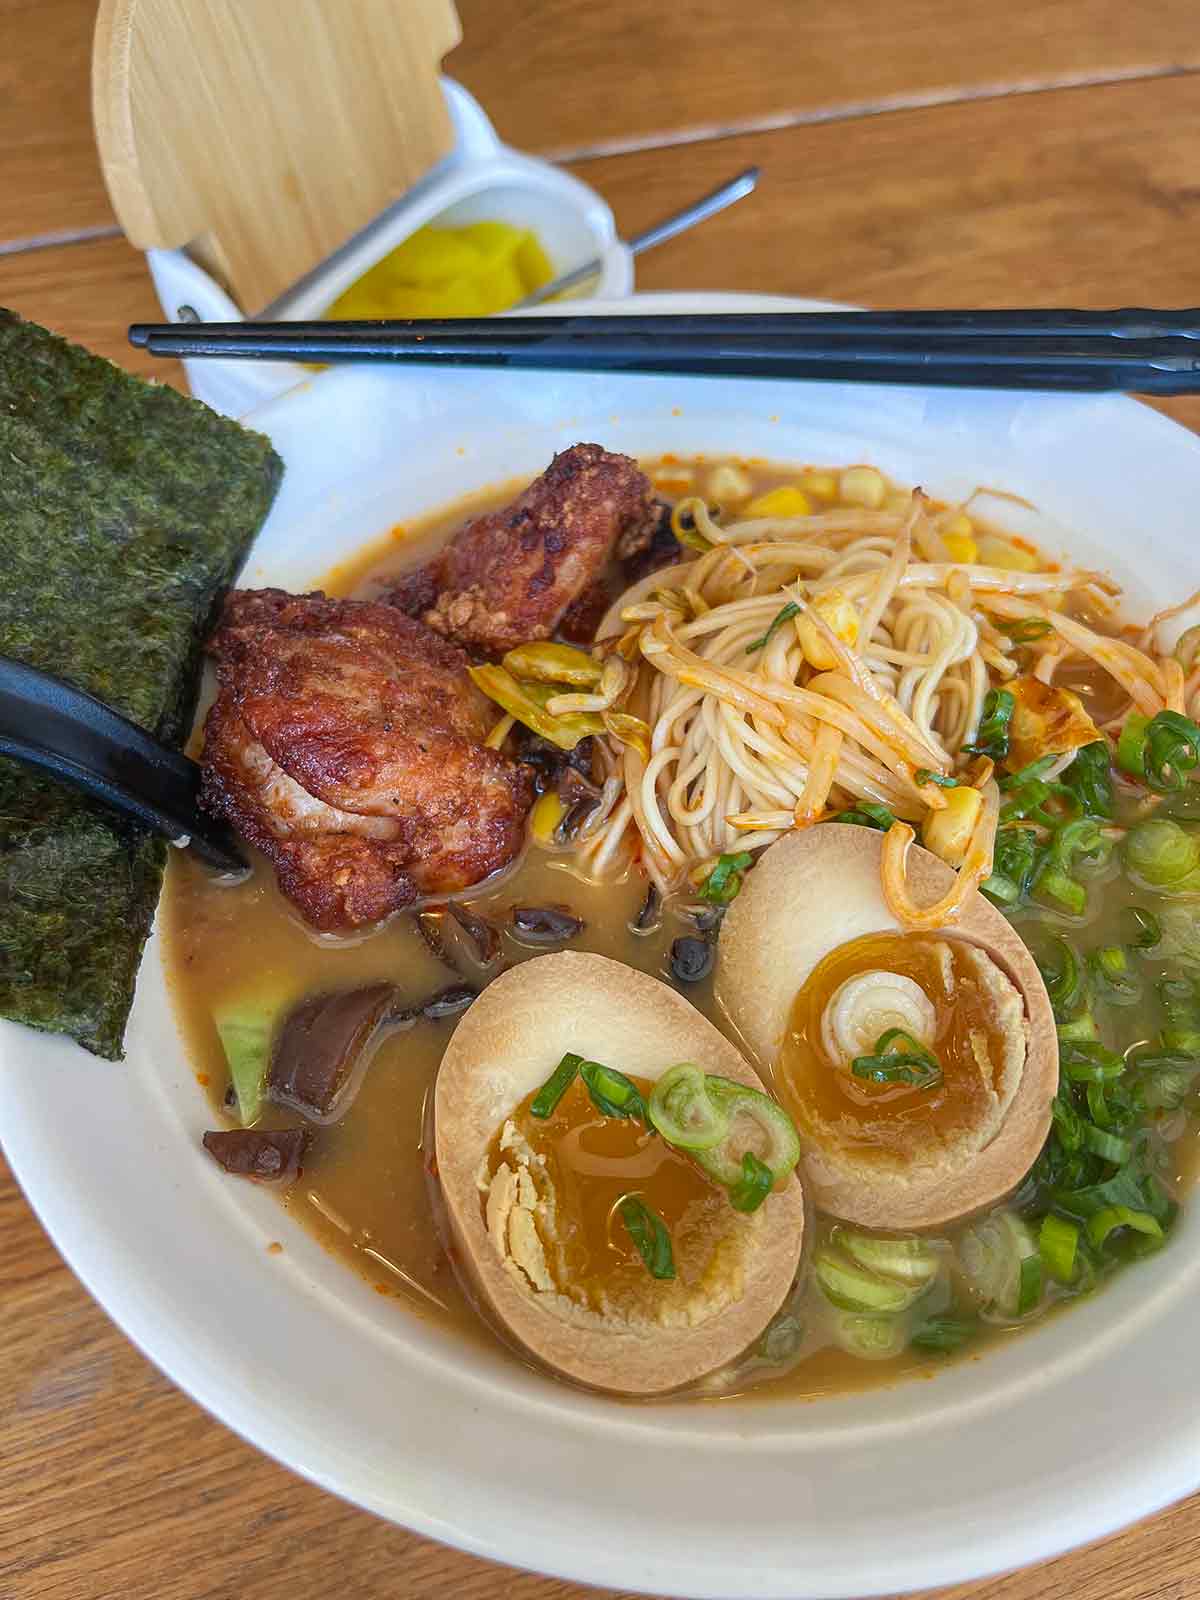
[
  {"xmin": 486, "ymin": 1075, "xmax": 732, "ymax": 1317},
  {"xmin": 777, "ymin": 932, "xmax": 1014, "ymax": 1168}
]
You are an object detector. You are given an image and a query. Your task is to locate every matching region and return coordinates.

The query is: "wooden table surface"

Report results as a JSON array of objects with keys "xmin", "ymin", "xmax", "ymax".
[{"xmin": 3, "ymin": 4, "xmax": 1199, "ymax": 1597}]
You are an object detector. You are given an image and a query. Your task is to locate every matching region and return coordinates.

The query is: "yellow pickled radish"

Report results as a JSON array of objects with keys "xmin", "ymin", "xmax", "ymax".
[
  {"xmin": 326, "ymin": 222, "xmax": 554, "ymax": 321},
  {"xmin": 922, "ymin": 785, "xmax": 984, "ymax": 867},
  {"xmin": 530, "ymin": 791, "xmax": 568, "ymax": 845}
]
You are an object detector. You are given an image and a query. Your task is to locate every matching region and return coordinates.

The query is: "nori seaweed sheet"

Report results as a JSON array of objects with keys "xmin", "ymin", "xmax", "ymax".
[{"xmin": 0, "ymin": 309, "xmax": 283, "ymax": 1058}]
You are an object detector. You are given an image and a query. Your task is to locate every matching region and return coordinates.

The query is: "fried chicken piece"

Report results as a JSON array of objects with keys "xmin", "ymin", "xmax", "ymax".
[
  {"xmin": 387, "ymin": 443, "xmax": 658, "ymax": 654},
  {"xmin": 200, "ymin": 589, "xmax": 532, "ymax": 931}
]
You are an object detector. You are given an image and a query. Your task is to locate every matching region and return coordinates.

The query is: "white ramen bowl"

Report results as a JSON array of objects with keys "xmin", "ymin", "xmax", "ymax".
[{"xmin": 3, "ymin": 293, "xmax": 1200, "ymax": 1599}]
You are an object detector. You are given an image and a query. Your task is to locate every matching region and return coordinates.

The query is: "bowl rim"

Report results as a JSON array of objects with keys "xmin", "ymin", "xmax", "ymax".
[{"xmin": 4, "ymin": 292, "xmax": 1200, "ymax": 1599}]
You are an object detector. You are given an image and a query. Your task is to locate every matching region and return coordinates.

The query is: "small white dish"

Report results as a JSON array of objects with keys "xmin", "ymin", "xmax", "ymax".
[
  {"xmin": 3, "ymin": 293, "xmax": 1200, "ymax": 1598},
  {"xmin": 146, "ymin": 79, "xmax": 632, "ymax": 418}
]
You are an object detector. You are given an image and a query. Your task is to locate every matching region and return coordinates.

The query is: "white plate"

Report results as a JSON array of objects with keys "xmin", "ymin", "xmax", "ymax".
[{"xmin": 4, "ymin": 294, "xmax": 1200, "ymax": 1599}]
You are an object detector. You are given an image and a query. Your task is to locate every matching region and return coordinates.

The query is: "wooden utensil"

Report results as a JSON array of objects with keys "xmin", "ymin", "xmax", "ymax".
[{"xmin": 93, "ymin": 0, "xmax": 462, "ymax": 313}]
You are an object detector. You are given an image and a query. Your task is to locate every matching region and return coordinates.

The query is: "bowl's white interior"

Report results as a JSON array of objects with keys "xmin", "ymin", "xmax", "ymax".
[{"xmin": 3, "ymin": 295, "xmax": 1200, "ymax": 1600}]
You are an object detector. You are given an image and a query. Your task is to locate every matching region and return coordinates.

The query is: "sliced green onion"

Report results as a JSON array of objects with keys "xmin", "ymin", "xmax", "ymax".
[
  {"xmin": 957, "ymin": 1211, "xmax": 1041, "ymax": 1318},
  {"xmin": 911, "ymin": 1315, "xmax": 977, "ymax": 1353},
  {"xmin": 618, "ymin": 1196, "xmax": 676, "ymax": 1279},
  {"xmin": 1051, "ymin": 1092, "xmax": 1087, "ymax": 1152},
  {"xmin": 1059, "ymin": 740, "xmax": 1114, "ymax": 819},
  {"xmin": 1036, "ymin": 935, "xmax": 1085, "ymax": 1018},
  {"xmin": 1086, "ymin": 1205, "xmax": 1163, "ymax": 1250},
  {"xmin": 830, "ymin": 1311, "xmax": 907, "ymax": 1360},
  {"xmin": 1145, "ymin": 710, "xmax": 1200, "ymax": 792},
  {"xmin": 1088, "ymin": 945, "xmax": 1142, "ymax": 1007},
  {"xmin": 837, "ymin": 1230, "xmax": 940, "ymax": 1287},
  {"xmin": 1060, "ymin": 1040, "xmax": 1125, "ymax": 1083},
  {"xmin": 691, "ymin": 1076, "xmax": 801, "ymax": 1188},
  {"xmin": 1124, "ymin": 817, "xmax": 1200, "ymax": 887},
  {"xmin": 1130, "ymin": 1051, "xmax": 1198, "ymax": 1111},
  {"xmin": 1057, "ymin": 1013, "xmax": 1098, "ymax": 1042},
  {"xmin": 1035, "ymin": 867, "xmax": 1087, "ymax": 916},
  {"xmin": 1085, "ymin": 1079, "xmax": 1113, "ymax": 1128},
  {"xmin": 997, "ymin": 617, "xmax": 1054, "ymax": 643},
  {"xmin": 1038, "ymin": 1213, "xmax": 1080, "ymax": 1283},
  {"xmin": 698, "ymin": 850, "xmax": 753, "ymax": 905},
  {"xmin": 1121, "ymin": 905, "xmax": 1163, "ymax": 950},
  {"xmin": 851, "ymin": 1027, "xmax": 943, "ymax": 1089},
  {"xmin": 647, "ymin": 1062, "xmax": 728, "ymax": 1150},
  {"xmin": 1017, "ymin": 1252, "xmax": 1043, "ymax": 1315},
  {"xmin": 814, "ymin": 1249, "xmax": 927, "ymax": 1313},
  {"xmin": 983, "ymin": 825, "xmax": 1039, "ymax": 905},
  {"xmin": 964, "ymin": 688, "xmax": 1016, "ymax": 759},
  {"xmin": 1117, "ymin": 713, "xmax": 1151, "ymax": 780},
  {"xmin": 579, "ymin": 1059, "xmax": 652, "ymax": 1126},
  {"xmin": 831, "ymin": 801, "xmax": 898, "ymax": 832},
  {"xmin": 530, "ymin": 1053, "xmax": 583, "ymax": 1118},
  {"xmin": 1083, "ymin": 1125, "xmax": 1131, "ymax": 1164},
  {"xmin": 729, "ymin": 1151, "xmax": 775, "ymax": 1213},
  {"xmin": 914, "ymin": 768, "xmax": 960, "ymax": 788},
  {"xmin": 744, "ymin": 601, "xmax": 801, "ymax": 654}
]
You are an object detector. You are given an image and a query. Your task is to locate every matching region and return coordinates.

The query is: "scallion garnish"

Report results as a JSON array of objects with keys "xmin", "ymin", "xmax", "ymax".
[
  {"xmin": 728, "ymin": 1151, "xmax": 774, "ymax": 1213},
  {"xmin": 1086, "ymin": 1204, "xmax": 1163, "ymax": 1250},
  {"xmin": 982, "ymin": 824, "xmax": 1038, "ymax": 905},
  {"xmin": 1036, "ymin": 934, "xmax": 1086, "ymax": 1019},
  {"xmin": 1083, "ymin": 1125, "xmax": 1132, "ymax": 1165},
  {"xmin": 1038, "ymin": 1213, "xmax": 1079, "ymax": 1283},
  {"xmin": 1088, "ymin": 944, "xmax": 1142, "ymax": 1007},
  {"xmin": 850, "ymin": 1028, "xmax": 943, "ymax": 1089},
  {"xmin": 914, "ymin": 768, "xmax": 959, "ymax": 788},
  {"xmin": 831, "ymin": 801, "xmax": 898, "ymax": 832},
  {"xmin": 1060, "ymin": 740, "xmax": 1114, "ymax": 818},
  {"xmin": 744, "ymin": 601, "xmax": 802, "ymax": 654},
  {"xmin": 997, "ymin": 618, "xmax": 1054, "ymax": 643},
  {"xmin": 698, "ymin": 850, "xmax": 753, "ymax": 905},
  {"xmin": 1117, "ymin": 709, "xmax": 1200, "ymax": 792},
  {"xmin": 618, "ymin": 1195, "xmax": 676, "ymax": 1279},
  {"xmin": 580, "ymin": 1058, "xmax": 652, "ymax": 1127},
  {"xmin": 530, "ymin": 1052, "xmax": 582, "ymax": 1118},
  {"xmin": 963, "ymin": 688, "xmax": 1016, "ymax": 759},
  {"xmin": 1017, "ymin": 1252, "xmax": 1043, "ymax": 1315},
  {"xmin": 911, "ymin": 1315, "xmax": 977, "ymax": 1353},
  {"xmin": 1059, "ymin": 1040, "xmax": 1125, "ymax": 1083}
]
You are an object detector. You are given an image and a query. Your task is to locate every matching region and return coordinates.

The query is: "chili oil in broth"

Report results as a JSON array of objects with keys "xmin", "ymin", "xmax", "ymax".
[{"xmin": 163, "ymin": 457, "xmax": 1197, "ymax": 1401}]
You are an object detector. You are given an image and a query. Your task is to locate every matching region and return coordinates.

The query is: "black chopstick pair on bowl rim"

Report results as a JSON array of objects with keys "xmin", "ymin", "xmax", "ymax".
[{"xmin": 129, "ymin": 309, "xmax": 1200, "ymax": 393}]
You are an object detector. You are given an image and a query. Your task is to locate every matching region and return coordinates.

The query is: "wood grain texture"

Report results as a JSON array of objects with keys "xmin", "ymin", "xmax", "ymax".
[
  {"xmin": 4, "ymin": 0, "xmax": 1200, "ymax": 247},
  {"xmin": 5, "ymin": 5, "xmax": 1200, "ymax": 1597},
  {"xmin": 449, "ymin": 0, "xmax": 1200, "ymax": 158}
]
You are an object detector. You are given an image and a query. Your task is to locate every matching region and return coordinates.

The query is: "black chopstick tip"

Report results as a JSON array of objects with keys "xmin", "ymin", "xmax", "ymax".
[{"xmin": 128, "ymin": 325, "xmax": 150, "ymax": 348}]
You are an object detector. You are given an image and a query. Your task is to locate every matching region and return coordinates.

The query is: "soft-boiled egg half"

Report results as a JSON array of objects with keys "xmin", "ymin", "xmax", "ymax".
[
  {"xmin": 433, "ymin": 951, "xmax": 805, "ymax": 1396},
  {"xmin": 717, "ymin": 824, "xmax": 1056, "ymax": 1231}
]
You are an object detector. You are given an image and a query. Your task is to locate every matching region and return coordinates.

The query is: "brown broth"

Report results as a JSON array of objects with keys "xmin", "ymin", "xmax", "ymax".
[{"xmin": 162, "ymin": 455, "xmax": 1198, "ymax": 1403}]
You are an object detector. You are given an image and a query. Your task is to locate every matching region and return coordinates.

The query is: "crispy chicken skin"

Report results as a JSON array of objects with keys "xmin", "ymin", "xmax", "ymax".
[
  {"xmin": 387, "ymin": 443, "xmax": 658, "ymax": 654},
  {"xmin": 200, "ymin": 590, "xmax": 532, "ymax": 931}
]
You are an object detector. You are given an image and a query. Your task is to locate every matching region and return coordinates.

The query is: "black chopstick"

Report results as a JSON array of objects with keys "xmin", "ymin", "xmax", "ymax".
[
  {"xmin": 0, "ymin": 656, "xmax": 245, "ymax": 872},
  {"xmin": 129, "ymin": 310, "xmax": 1200, "ymax": 394}
]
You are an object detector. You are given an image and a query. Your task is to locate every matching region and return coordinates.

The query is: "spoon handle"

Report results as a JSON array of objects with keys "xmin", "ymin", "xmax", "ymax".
[{"xmin": 0, "ymin": 656, "xmax": 244, "ymax": 872}]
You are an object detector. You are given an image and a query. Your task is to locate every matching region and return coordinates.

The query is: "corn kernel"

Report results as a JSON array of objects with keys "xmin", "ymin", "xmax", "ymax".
[
  {"xmin": 799, "ymin": 469, "xmax": 839, "ymax": 503},
  {"xmin": 706, "ymin": 463, "xmax": 753, "ymax": 504},
  {"xmin": 797, "ymin": 588, "xmax": 860, "ymax": 669},
  {"xmin": 922, "ymin": 785, "xmax": 983, "ymax": 867},
  {"xmin": 943, "ymin": 532, "xmax": 979, "ymax": 564},
  {"xmin": 746, "ymin": 485, "xmax": 812, "ymax": 519},
  {"xmin": 530, "ymin": 790, "xmax": 567, "ymax": 845},
  {"xmin": 839, "ymin": 465, "xmax": 887, "ymax": 508},
  {"xmin": 976, "ymin": 534, "xmax": 1039, "ymax": 572},
  {"xmin": 943, "ymin": 511, "xmax": 974, "ymax": 538}
]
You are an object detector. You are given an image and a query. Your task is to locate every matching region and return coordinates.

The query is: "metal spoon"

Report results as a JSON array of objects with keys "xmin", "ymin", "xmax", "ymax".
[{"xmin": 510, "ymin": 166, "xmax": 759, "ymax": 310}]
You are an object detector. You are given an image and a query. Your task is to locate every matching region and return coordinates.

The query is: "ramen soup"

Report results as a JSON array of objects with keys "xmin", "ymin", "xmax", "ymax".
[{"xmin": 166, "ymin": 453, "xmax": 1200, "ymax": 1399}]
